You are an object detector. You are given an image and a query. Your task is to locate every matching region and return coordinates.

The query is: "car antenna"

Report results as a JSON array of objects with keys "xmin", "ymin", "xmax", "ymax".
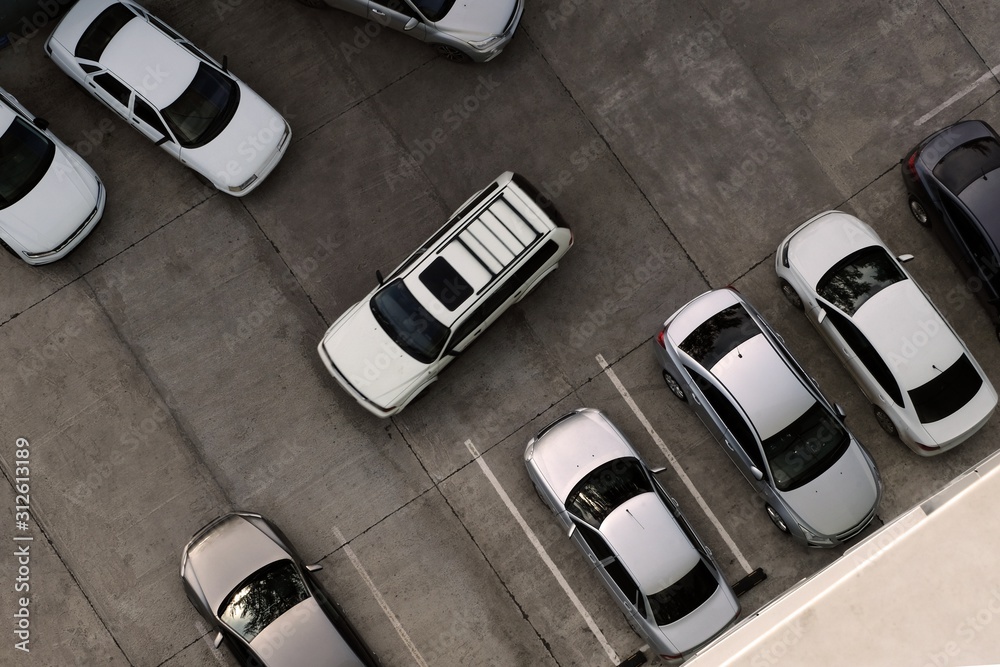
[
  {"xmin": 932, "ymin": 364, "xmax": 943, "ymax": 374},
  {"xmin": 626, "ymin": 509, "xmax": 644, "ymax": 529}
]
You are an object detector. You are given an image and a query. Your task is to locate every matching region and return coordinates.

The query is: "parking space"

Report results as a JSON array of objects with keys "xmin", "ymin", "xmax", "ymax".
[{"xmin": 2, "ymin": 0, "xmax": 1000, "ymax": 665}]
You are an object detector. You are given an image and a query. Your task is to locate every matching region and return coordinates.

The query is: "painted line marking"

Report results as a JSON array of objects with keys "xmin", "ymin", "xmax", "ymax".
[
  {"xmin": 333, "ymin": 527, "xmax": 429, "ymax": 667},
  {"xmin": 464, "ymin": 439, "xmax": 621, "ymax": 665},
  {"xmin": 916, "ymin": 64, "xmax": 1000, "ymax": 126},
  {"xmin": 596, "ymin": 354, "xmax": 753, "ymax": 575}
]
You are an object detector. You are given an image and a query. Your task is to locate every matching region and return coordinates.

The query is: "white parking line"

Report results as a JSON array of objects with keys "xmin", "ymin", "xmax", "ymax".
[
  {"xmin": 464, "ymin": 439, "xmax": 622, "ymax": 665},
  {"xmin": 333, "ymin": 527, "xmax": 429, "ymax": 667},
  {"xmin": 595, "ymin": 354, "xmax": 753, "ymax": 575},
  {"xmin": 915, "ymin": 64, "xmax": 1000, "ymax": 125}
]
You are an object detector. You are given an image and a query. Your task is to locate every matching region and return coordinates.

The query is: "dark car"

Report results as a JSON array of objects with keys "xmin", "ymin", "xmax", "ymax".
[
  {"xmin": 181, "ymin": 513, "xmax": 380, "ymax": 667},
  {"xmin": 902, "ymin": 119, "xmax": 1000, "ymax": 339}
]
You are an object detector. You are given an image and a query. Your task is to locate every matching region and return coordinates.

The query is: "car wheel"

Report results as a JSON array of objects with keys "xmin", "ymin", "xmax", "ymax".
[
  {"xmin": 765, "ymin": 505, "xmax": 789, "ymax": 533},
  {"xmin": 435, "ymin": 44, "xmax": 471, "ymax": 63},
  {"xmin": 295, "ymin": 0, "xmax": 328, "ymax": 7},
  {"xmin": 662, "ymin": 370, "xmax": 687, "ymax": 402},
  {"xmin": 908, "ymin": 196, "xmax": 931, "ymax": 228},
  {"xmin": 873, "ymin": 405, "xmax": 898, "ymax": 437},
  {"xmin": 779, "ymin": 279, "xmax": 803, "ymax": 310}
]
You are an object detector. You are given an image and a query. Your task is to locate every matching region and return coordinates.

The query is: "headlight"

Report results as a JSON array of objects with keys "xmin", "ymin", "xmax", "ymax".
[
  {"xmin": 228, "ymin": 174, "xmax": 258, "ymax": 193},
  {"xmin": 468, "ymin": 35, "xmax": 503, "ymax": 50},
  {"xmin": 798, "ymin": 524, "xmax": 834, "ymax": 546}
]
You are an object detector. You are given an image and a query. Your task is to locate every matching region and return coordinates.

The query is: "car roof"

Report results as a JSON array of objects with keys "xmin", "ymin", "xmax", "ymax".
[
  {"xmin": 600, "ymin": 492, "xmax": 700, "ymax": 595},
  {"xmin": 957, "ymin": 175, "xmax": 1000, "ymax": 237},
  {"xmin": 529, "ymin": 410, "xmax": 635, "ymax": 502},
  {"xmin": 249, "ymin": 597, "xmax": 365, "ymax": 667},
  {"xmin": 184, "ymin": 515, "xmax": 290, "ymax": 611},
  {"xmin": 100, "ymin": 13, "xmax": 199, "ymax": 109},
  {"xmin": 402, "ymin": 178, "xmax": 557, "ymax": 327},
  {"xmin": 710, "ymin": 332, "xmax": 815, "ymax": 441},
  {"xmin": 852, "ymin": 281, "xmax": 964, "ymax": 391},
  {"xmin": 786, "ymin": 211, "xmax": 880, "ymax": 288}
]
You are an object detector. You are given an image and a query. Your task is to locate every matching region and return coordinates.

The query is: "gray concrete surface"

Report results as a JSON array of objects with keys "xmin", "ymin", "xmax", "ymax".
[{"xmin": 2, "ymin": 0, "xmax": 1000, "ymax": 665}]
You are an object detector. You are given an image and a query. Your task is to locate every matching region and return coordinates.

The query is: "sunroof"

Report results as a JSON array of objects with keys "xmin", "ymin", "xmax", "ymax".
[{"xmin": 418, "ymin": 257, "xmax": 473, "ymax": 311}]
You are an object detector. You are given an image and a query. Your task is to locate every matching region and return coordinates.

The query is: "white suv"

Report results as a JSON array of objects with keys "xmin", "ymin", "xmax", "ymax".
[{"xmin": 318, "ymin": 171, "xmax": 573, "ymax": 417}]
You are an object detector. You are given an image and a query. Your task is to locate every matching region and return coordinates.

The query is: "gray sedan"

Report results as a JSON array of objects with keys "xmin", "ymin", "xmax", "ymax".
[
  {"xmin": 181, "ymin": 512, "xmax": 380, "ymax": 667},
  {"xmin": 524, "ymin": 408, "xmax": 740, "ymax": 662},
  {"xmin": 297, "ymin": 0, "xmax": 523, "ymax": 62},
  {"xmin": 653, "ymin": 288, "xmax": 882, "ymax": 547}
]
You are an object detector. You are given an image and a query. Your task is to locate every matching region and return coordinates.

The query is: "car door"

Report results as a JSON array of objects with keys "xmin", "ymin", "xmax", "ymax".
[
  {"xmin": 368, "ymin": 0, "xmax": 427, "ymax": 38},
  {"xmin": 685, "ymin": 365, "xmax": 766, "ymax": 489},
  {"xmin": 130, "ymin": 95, "xmax": 180, "ymax": 157},
  {"xmin": 939, "ymin": 192, "xmax": 1000, "ymax": 317},
  {"xmin": 87, "ymin": 71, "xmax": 132, "ymax": 120}
]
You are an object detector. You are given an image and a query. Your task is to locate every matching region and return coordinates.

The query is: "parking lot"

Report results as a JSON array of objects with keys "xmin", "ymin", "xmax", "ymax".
[{"xmin": 1, "ymin": 0, "xmax": 1000, "ymax": 664}]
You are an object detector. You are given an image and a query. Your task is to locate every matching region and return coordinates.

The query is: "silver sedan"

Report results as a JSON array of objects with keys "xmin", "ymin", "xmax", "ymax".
[
  {"xmin": 653, "ymin": 288, "xmax": 882, "ymax": 547},
  {"xmin": 297, "ymin": 0, "xmax": 523, "ymax": 62},
  {"xmin": 181, "ymin": 512, "xmax": 380, "ymax": 667},
  {"xmin": 524, "ymin": 408, "xmax": 740, "ymax": 662}
]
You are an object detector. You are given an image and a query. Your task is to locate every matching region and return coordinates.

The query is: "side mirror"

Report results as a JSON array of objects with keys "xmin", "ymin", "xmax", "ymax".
[
  {"xmin": 835, "ymin": 403, "xmax": 847, "ymax": 419},
  {"xmin": 306, "ymin": 563, "xmax": 322, "ymax": 572},
  {"xmin": 404, "ymin": 17, "xmax": 419, "ymax": 30},
  {"xmin": 213, "ymin": 632, "xmax": 224, "ymax": 649},
  {"xmin": 749, "ymin": 466, "xmax": 764, "ymax": 481},
  {"xmin": 567, "ymin": 523, "xmax": 576, "ymax": 538},
  {"xmin": 376, "ymin": 269, "xmax": 384, "ymax": 286},
  {"xmin": 649, "ymin": 466, "xmax": 666, "ymax": 474},
  {"xmin": 33, "ymin": 117, "xmax": 49, "ymax": 131},
  {"xmin": 222, "ymin": 55, "xmax": 229, "ymax": 72},
  {"xmin": 816, "ymin": 307, "xmax": 827, "ymax": 324},
  {"xmin": 898, "ymin": 253, "xmax": 915, "ymax": 263}
]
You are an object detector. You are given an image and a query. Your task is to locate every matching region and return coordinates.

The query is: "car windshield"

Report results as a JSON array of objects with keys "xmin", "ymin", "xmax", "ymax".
[
  {"xmin": 817, "ymin": 246, "xmax": 905, "ymax": 316},
  {"xmin": 161, "ymin": 63, "xmax": 239, "ymax": 149},
  {"xmin": 218, "ymin": 560, "xmax": 309, "ymax": 643},
  {"xmin": 75, "ymin": 3, "xmax": 136, "ymax": 60},
  {"xmin": 565, "ymin": 457, "xmax": 651, "ymax": 529},
  {"xmin": 410, "ymin": 0, "xmax": 457, "ymax": 22},
  {"xmin": 762, "ymin": 402, "xmax": 850, "ymax": 492},
  {"xmin": 909, "ymin": 354, "xmax": 983, "ymax": 423},
  {"xmin": 647, "ymin": 560, "xmax": 719, "ymax": 626},
  {"xmin": 371, "ymin": 280, "xmax": 449, "ymax": 364},
  {"xmin": 0, "ymin": 118, "xmax": 55, "ymax": 210},
  {"xmin": 679, "ymin": 303, "xmax": 758, "ymax": 370}
]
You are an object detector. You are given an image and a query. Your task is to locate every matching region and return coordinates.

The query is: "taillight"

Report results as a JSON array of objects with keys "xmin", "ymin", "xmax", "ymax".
[
  {"xmin": 907, "ymin": 151, "xmax": 920, "ymax": 180},
  {"xmin": 915, "ymin": 441, "xmax": 939, "ymax": 452},
  {"xmin": 656, "ymin": 329, "xmax": 666, "ymax": 348},
  {"xmin": 660, "ymin": 653, "xmax": 682, "ymax": 660}
]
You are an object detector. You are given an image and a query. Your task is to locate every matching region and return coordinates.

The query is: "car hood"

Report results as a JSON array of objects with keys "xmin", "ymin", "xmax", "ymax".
[
  {"xmin": 0, "ymin": 147, "xmax": 99, "ymax": 253},
  {"xmin": 658, "ymin": 581, "xmax": 739, "ymax": 655},
  {"xmin": 778, "ymin": 441, "xmax": 878, "ymax": 537},
  {"xmin": 249, "ymin": 598, "xmax": 365, "ymax": 667},
  {"xmin": 320, "ymin": 301, "xmax": 429, "ymax": 409},
  {"xmin": 436, "ymin": 0, "xmax": 517, "ymax": 39},
  {"xmin": 921, "ymin": 380, "xmax": 997, "ymax": 446},
  {"xmin": 181, "ymin": 81, "xmax": 287, "ymax": 186},
  {"xmin": 184, "ymin": 516, "xmax": 289, "ymax": 612}
]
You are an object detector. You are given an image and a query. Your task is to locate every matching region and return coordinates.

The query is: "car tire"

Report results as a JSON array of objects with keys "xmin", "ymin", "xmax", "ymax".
[
  {"xmin": 908, "ymin": 196, "xmax": 931, "ymax": 228},
  {"xmin": 765, "ymin": 504, "xmax": 789, "ymax": 533},
  {"xmin": 662, "ymin": 370, "xmax": 687, "ymax": 402},
  {"xmin": 295, "ymin": 0, "xmax": 328, "ymax": 7},
  {"xmin": 873, "ymin": 405, "xmax": 898, "ymax": 437},
  {"xmin": 779, "ymin": 279, "xmax": 804, "ymax": 310},
  {"xmin": 435, "ymin": 44, "xmax": 471, "ymax": 63}
]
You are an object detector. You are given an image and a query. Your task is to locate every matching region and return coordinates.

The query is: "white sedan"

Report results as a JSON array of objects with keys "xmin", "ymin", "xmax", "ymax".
[
  {"xmin": 776, "ymin": 211, "xmax": 996, "ymax": 455},
  {"xmin": 45, "ymin": 0, "xmax": 290, "ymax": 196},
  {"xmin": 0, "ymin": 87, "xmax": 104, "ymax": 265}
]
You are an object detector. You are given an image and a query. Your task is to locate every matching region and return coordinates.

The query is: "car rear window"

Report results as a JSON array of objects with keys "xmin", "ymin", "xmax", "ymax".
[
  {"xmin": 219, "ymin": 560, "xmax": 309, "ymax": 642},
  {"xmin": 933, "ymin": 137, "xmax": 1000, "ymax": 195},
  {"xmin": 647, "ymin": 560, "xmax": 719, "ymax": 626},
  {"xmin": 816, "ymin": 246, "xmax": 905, "ymax": 316},
  {"xmin": 908, "ymin": 354, "xmax": 984, "ymax": 424},
  {"xmin": 565, "ymin": 457, "xmax": 651, "ymax": 529},
  {"xmin": 75, "ymin": 3, "xmax": 137, "ymax": 61},
  {"xmin": 679, "ymin": 303, "xmax": 758, "ymax": 370},
  {"xmin": 419, "ymin": 257, "xmax": 473, "ymax": 311}
]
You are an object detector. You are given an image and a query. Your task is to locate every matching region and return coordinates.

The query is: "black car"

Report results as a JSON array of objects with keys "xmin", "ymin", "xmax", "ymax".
[{"xmin": 902, "ymin": 119, "xmax": 1000, "ymax": 339}]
